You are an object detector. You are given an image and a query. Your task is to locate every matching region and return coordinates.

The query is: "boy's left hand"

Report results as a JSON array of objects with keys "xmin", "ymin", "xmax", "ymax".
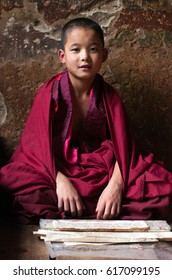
[{"xmin": 95, "ymin": 182, "xmax": 122, "ymax": 219}]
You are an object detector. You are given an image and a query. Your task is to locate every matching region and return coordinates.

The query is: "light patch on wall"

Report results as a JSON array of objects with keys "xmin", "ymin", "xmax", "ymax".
[
  {"xmin": 33, "ymin": 38, "xmax": 41, "ymax": 44},
  {"xmin": 6, "ymin": 14, "xmax": 15, "ymax": 28},
  {"xmin": 0, "ymin": 92, "xmax": 7, "ymax": 126},
  {"xmin": 3, "ymin": 14, "xmax": 16, "ymax": 36},
  {"xmin": 80, "ymin": 0, "xmax": 123, "ymax": 29}
]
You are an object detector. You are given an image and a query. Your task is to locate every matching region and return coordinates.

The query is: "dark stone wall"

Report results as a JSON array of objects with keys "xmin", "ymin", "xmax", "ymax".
[{"xmin": 0, "ymin": 0, "xmax": 172, "ymax": 170}]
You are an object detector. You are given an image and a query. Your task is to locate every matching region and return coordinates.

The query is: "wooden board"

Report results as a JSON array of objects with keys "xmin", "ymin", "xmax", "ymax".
[
  {"xmin": 146, "ymin": 220, "xmax": 171, "ymax": 231},
  {"xmin": 39, "ymin": 219, "xmax": 149, "ymax": 232},
  {"xmin": 45, "ymin": 241, "xmax": 172, "ymax": 260},
  {"xmin": 37, "ymin": 231, "xmax": 172, "ymax": 243},
  {"xmin": 39, "ymin": 219, "xmax": 171, "ymax": 232}
]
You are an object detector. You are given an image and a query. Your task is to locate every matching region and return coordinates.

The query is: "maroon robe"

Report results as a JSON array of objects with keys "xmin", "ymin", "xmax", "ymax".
[{"xmin": 0, "ymin": 69, "xmax": 172, "ymax": 224}]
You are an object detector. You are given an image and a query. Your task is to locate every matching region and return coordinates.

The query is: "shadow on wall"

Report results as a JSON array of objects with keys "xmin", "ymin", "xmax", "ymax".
[
  {"xmin": 0, "ymin": 137, "xmax": 14, "ymax": 224},
  {"xmin": 0, "ymin": 138, "xmax": 27, "ymax": 260},
  {"xmin": 0, "ymin": 137, "xmax": 8, "ymax": 168},
  {"xmin": 126, "ymin": 83, "xmax": 172, "ymax": 171}
]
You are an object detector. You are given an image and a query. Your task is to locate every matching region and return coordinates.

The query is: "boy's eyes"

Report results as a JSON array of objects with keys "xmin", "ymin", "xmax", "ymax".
[
  {"xmin": 90, "ymin": 47, "xmax": 98, "ymax": 52},
  {"xmin": 71, "ymin": 48, "xmax": 80, "ymax": 52},
  {"xmin": 70, "ymin": 47, "xmax": 99, "ymax": 52}
]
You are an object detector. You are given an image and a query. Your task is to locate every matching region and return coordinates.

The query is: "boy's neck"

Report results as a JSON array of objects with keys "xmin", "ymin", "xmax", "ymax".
[{"xmin": 69, "ymin": 75, "xmax": 95, "ymax": 97}]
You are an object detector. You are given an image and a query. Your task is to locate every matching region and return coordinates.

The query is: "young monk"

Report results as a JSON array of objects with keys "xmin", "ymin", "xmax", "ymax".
[{"xmin": 0, "ymin": 18, "xmax": 172, "ymax": 224}]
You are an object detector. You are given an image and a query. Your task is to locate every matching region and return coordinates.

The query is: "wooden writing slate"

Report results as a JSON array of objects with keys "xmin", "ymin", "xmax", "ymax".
[
  {"xmin": 39, "ymin": 219, "xmax": 171, "ymax": 232},
  {"xmin": 35, "ymin": 219, "xmax": 172, "ymax": 245},
  {"xmin": 39, "ymin": 219, "xmax": 150, "ymax": 232},
  {"xmin": 34, "ymin": 229, "xmax": 172, "ymax": 243}
]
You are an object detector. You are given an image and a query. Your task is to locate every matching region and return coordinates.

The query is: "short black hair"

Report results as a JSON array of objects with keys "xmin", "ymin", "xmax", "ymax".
[{"xmin": 60, "ymin": 17, "xmax": 105, "ymax": 49}]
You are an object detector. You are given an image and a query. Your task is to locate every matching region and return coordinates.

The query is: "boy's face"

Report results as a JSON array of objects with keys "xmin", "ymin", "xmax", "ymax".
[{"xmin": 58, "ymin": 27, "xmax": 108, "ymax": 85}]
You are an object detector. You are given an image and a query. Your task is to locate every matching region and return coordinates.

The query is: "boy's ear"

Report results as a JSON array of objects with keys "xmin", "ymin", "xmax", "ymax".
[
  {"xmin": 102, "ymin": 48, "xmax": 108, "ymax": 62},
  {"xmin": 58, "ymin": 49, "xmax": 66, "ymax": 64}
]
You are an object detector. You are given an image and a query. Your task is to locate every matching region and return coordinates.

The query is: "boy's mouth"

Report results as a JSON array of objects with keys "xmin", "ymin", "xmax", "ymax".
[{"xmin": 79, "ymin": 65, "xmax": 91, "ymax": 69}]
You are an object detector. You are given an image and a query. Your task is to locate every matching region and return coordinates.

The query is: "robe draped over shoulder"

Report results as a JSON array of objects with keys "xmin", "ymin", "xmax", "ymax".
[{"xmin": 0, "ymin": 69, "xmax": 172, "ymax": 223}]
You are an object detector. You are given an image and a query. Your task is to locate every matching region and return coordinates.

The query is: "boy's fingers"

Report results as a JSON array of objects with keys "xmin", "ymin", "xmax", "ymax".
[
  {"xmin": 96, "ymin": 204, "xmax": 105, "ymax": 219},
  {"xmin": 109, "ymin": 204, "xmax": 116, "ymax": 219},
  {"xmin": 117, "ymin": 203, "xmax": 121, "ymax": 216},
  {"xmin": 96, "ymin": 211, "xmax": 103, "ymax": 219},
  {"xmin": 64, "ymin": 199, "xmax": 70, "ymax": 213},
  {"xmin": 58, "ymin": 197, "xmax": 64, "ymax": 211},
  {"xmin": 102, "ymin": 203, "xmax": 111, "ymax": 219},
  {"xmin": 97, "ymin": 202, "xmax": 120, "ymax": 220},
  {"xmin": 68, "ymin": 199, "xmax": 76, "ymax": 217},
  {"xmin": 75, "ymin": 200, "xmax": 84, "ymax": 217}
]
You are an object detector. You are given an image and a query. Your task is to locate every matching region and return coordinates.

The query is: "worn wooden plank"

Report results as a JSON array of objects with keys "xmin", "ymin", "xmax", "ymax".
[
  {"xmin": 34, "ymin": 229, "xmax": 169, "ymax": 239},
  {"xmin": 45, "ymin": 242, "xmax": 160, "ymax": 260},
  {"xmin": 146, "ymin": 220, "xmax": 171, "ymax": 231},
  {"xmin": 39, "ymin": 219, "xmax": 171, "ymax": 232},
  {"xmin": 40, "ymin": 219, "xmax": 150, "ymax": 232},
  {"xmin": 40, "ymin": 231, "xmax": 172, "ymax": 243}
]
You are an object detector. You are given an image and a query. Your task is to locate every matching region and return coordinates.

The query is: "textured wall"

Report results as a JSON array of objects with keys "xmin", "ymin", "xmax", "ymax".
[{"xmin": 0, "ymin": 0, "xmax": 172, "ymax": 170}]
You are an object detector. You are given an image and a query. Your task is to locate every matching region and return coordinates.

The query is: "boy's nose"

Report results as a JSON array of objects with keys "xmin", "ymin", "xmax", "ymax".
[{"xmin": 81, "ymin": 49, "xmax": 89, "ymax": 61}]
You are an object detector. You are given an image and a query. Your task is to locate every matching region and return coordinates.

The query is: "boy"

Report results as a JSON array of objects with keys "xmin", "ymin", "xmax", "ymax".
[{"xmin": 0, "ymin": 18, "xmax": 172, "ymax": 224}]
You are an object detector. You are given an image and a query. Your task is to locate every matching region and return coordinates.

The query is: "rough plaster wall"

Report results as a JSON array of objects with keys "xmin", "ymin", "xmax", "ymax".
[{"xmin": 0, "ymin": 0, "xmax": 172, "ymax": 170}]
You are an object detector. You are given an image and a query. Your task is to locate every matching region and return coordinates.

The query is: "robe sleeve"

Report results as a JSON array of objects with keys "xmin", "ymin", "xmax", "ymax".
[{"xmin": 0, "ymin": 79, "xmax": 57, "ymax": 195}]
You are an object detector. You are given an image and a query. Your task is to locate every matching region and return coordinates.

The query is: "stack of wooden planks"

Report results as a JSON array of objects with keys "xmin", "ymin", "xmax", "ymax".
[{"xmin": 33, "ymin": 219, "xmax": 172, "ymax": 245}]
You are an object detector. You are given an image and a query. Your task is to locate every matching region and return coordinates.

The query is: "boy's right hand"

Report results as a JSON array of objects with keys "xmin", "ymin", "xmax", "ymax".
[{"xmin": 56, "ymin": 171, "xmax": 85, "ymax": 217}]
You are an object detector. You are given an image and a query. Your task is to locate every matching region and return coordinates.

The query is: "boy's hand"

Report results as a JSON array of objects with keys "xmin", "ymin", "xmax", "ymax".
[
  {"xmin": 56, "ymin": 171, "xmax": 85, "ymax": 217},
  {"xmin": 95, "ymin": 182, "xmax": 122, "ymax": 219}
]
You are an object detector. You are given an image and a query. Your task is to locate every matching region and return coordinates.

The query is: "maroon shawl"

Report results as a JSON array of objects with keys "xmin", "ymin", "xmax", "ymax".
[{"xmin": 0, "ymin": 69, "xmax": 172, "ymax": 223}]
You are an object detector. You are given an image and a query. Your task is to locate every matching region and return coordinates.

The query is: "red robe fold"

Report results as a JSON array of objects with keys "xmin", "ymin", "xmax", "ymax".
[{"xmin": 0, "ymin": 69, "xmax": 172, "ymax": 223}]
